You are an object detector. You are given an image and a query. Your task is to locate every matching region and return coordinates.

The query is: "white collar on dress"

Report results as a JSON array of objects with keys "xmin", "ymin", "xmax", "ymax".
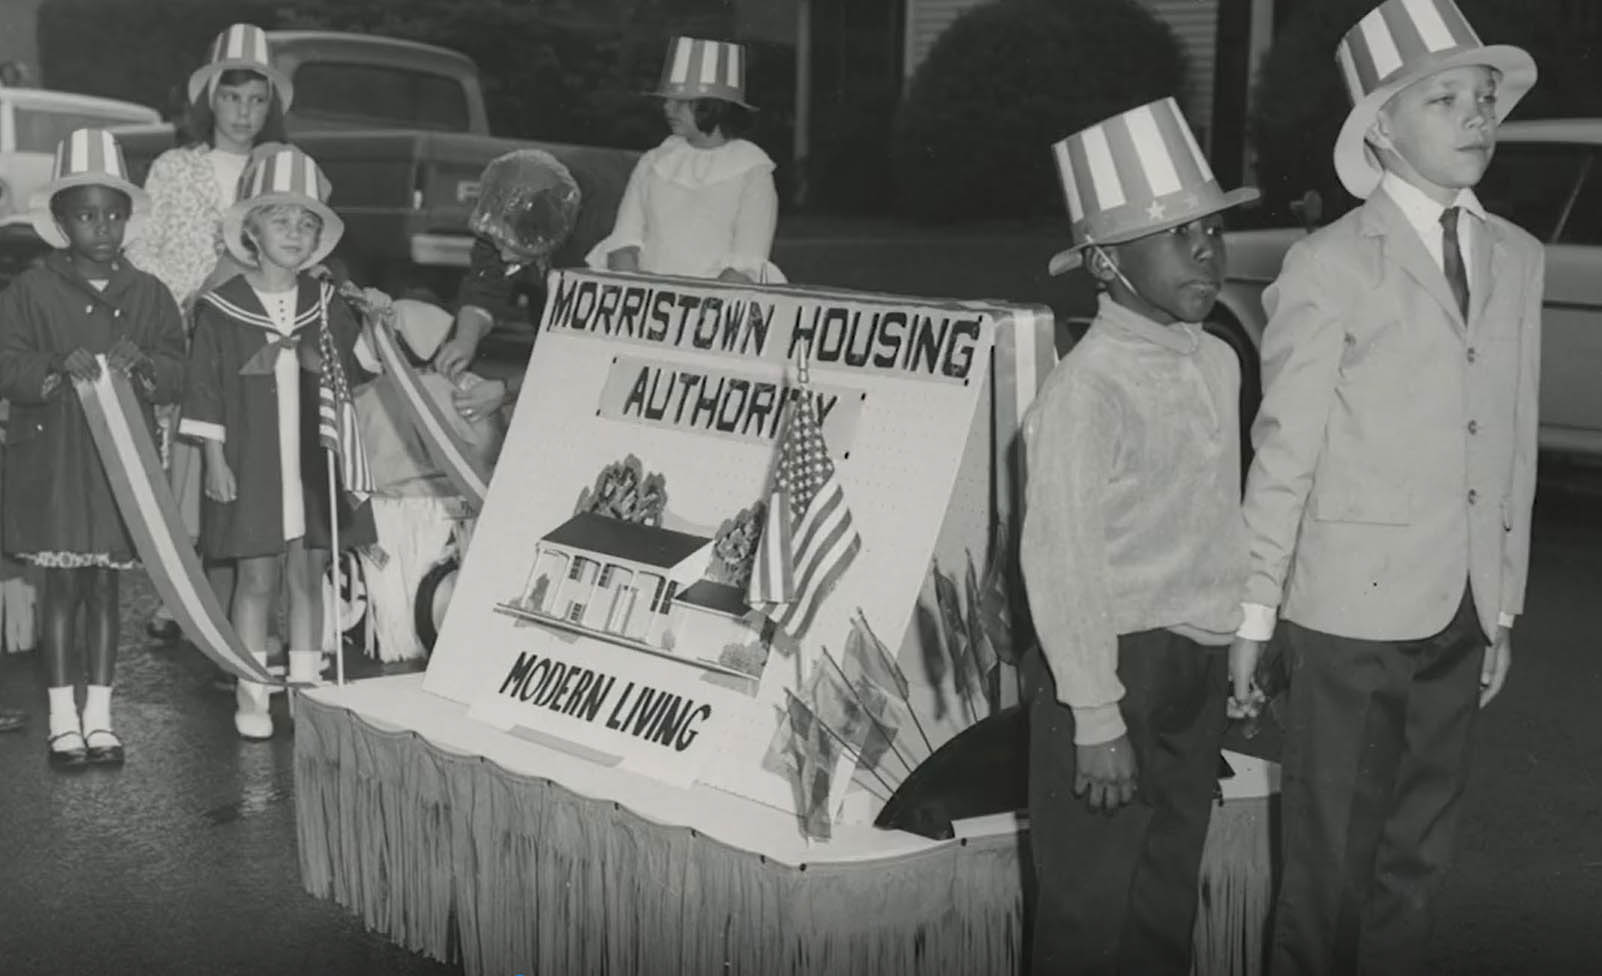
[{"xmin": 648, "ymin": 135, "xmax": 774, "ymax": 189}]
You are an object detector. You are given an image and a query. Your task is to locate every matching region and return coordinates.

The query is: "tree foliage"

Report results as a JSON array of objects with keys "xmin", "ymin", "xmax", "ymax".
[
  {"xmin": 890, "ymin": 0, "xmax": 1187, "ymax": 221},
  {"xmin": 1251, "ymin": 0, "xmax": 1602, "ymax": 224}
]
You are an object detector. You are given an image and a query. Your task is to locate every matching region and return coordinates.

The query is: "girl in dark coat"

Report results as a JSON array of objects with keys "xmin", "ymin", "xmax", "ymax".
[
  {"xmin": 180, "ymin": 146, "xmax": 374, "ymax": 740},
  {"xmin": 0, "ymin": 130, "xmax": 186, "ymax": 768}
]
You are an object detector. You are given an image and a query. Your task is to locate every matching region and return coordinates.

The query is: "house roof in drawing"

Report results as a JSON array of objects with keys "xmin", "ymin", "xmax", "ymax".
[
  {"xmin": 541, "ymin": 512, "xmax": 710, "ymax": 569},
  {"xmin": 676, "ymin": 580, "xmax": 752, "ymax": 619}
]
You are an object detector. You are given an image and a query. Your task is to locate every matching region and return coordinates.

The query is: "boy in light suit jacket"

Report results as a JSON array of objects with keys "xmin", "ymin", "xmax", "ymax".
[{"xmin": 1229, "ymin": 1, "xmax": 1543, "ymax": 972}]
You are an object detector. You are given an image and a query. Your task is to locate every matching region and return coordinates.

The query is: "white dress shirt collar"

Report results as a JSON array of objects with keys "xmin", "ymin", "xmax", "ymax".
[{"xmin": 1381, "ymin": 170, "xmax": 1486, "ymax": 237}]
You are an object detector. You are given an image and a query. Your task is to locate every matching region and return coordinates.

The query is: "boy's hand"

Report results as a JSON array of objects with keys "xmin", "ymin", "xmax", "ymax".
[
  {"xmin": 1075, "ymin": 736, "xmax": 1138, "ymax": 813},
  {"xmin": 434, "ymin": 335, "xmax": 477, "ymax": 381},
  {"xmin": 1227, "ymin": 637, "xmax": 1268, "ymax": 719},
  {"xmin": 61, "ymin": 348, "xmax": 101, "ymax": 383},
  {"xmin": 1480, "ymin": 626, "xmax": 1512, "ymax": 707},
  {"xmin": 204, "ymin": 458, "xmax": 237, "ymax": 503},
  {"xmin": 106, "ymin": 338, "xmax": 146, "ymax": 376}
]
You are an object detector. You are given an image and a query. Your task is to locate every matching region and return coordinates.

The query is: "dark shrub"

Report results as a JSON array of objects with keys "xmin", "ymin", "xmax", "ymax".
[{"xmin": 890, "ymin": 0, "xmax": 1187, "ymax": 221}]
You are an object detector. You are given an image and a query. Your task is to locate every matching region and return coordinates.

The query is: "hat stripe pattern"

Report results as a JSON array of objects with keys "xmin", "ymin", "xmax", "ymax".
[
  {"xmin": 658, "ymin": 37, "xmax": 747, "ymax": 104},
  {"xmin": 1339, "ymin": 0, "xmax": 1484, "ymax": 100},
  {"xmin": 208, "ymin": 23, "xmax": 271, "ymax": 68},
  {"xmin": 53, "ymin": 128, "xmax": 129, "ymax": 183},
  {"xmin": 245, "ymin": 147, "xmax": 330, "ymax": 203},
  {"xmin": 1053, "ymin": 98, "xmax": 1212, "ymax": 225}
]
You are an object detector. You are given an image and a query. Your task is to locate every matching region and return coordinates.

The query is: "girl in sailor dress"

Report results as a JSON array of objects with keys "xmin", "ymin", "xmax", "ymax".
[
  {"xmin": 588, "ymin": 36, "xmax": 785, "ymax": 284},
  {"xmin": 180, "ymin": 146, "xmax": 374, "ymax": 739}
]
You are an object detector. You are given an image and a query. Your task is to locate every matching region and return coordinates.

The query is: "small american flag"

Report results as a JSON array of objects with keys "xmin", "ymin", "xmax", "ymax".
[
  {"xmin": 747, "ymin": 359, "xmax": 860, "ymax": 638},
  {"xmin": 317, "ymin": 287, "xmax": 373, "ymax": 503}
]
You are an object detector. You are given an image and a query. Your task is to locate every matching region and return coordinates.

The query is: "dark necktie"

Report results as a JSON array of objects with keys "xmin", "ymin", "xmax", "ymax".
[{"xmin": 1441, "ymin": 206, "xmax": 1470, "ymax": 321}]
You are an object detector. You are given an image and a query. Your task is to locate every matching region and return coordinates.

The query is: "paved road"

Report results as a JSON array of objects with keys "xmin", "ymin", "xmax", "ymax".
[{"xmin": 0, "ymin": 466, "xmax": 1600, "ymax": 973}]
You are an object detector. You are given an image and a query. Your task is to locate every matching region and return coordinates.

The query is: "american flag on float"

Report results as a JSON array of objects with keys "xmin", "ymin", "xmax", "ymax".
[
  {"xmin": 747, "ymin": 357, "xmax": 861, "ymax": 639},
  {"xmin": 316, "ymin": 286, "xmax": 373, "ymax": 502}
]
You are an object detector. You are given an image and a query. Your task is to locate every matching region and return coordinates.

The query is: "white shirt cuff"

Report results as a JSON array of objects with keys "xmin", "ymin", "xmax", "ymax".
[
  {"xmin": 178, "ymin": 419, "xmax": 225, "ymax": 443},
  {"xmin": 1498, "ymin": 612, "xmax": 1516, "ymax": 629},
  {"xmin": 1237, "ymin": 603, "xmax": 1277, "ymax": 642},
  {"xmin": 1069, "ymin": 703, "xmax": 1126, "ymax": 746}
]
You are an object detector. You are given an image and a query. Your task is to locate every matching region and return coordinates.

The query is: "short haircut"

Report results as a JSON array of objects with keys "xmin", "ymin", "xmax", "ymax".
[
  {"xmin": 49, "ymin": 184, "xmax": 132, "ymax": 220},
  {"xmin": 691, "ymin": 98, "xmax": 753, "ymax": 139},
  {"xmin": 184, "ymin": 68, "xmax": 288, "ymax": 148}
]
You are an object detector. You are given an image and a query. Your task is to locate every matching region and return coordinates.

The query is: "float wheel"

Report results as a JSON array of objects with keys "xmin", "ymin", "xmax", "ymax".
[{"xmin": 414, "ymin": 556, "xmax": 459, "ymax": 654}]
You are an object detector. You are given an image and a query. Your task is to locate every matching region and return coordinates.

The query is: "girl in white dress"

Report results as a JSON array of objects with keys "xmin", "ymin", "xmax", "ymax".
[{"xmin": 588, "ymin": 37, "xmax": 784, "ymax": 284}]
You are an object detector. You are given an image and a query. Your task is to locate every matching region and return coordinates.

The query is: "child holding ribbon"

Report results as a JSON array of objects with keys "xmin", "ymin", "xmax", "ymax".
[
  {"xmin": 180, "ymin": 146, "xmax": 373, "ymax": 740},
  {"xmin": 0, "ymin": 129, "xmax": 186, "ymax": 768}
]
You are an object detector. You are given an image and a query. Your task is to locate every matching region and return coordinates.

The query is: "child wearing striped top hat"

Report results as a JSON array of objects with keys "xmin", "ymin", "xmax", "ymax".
[
  {"xmin": 1231, "ymin": 1, "xmax": 1541, "ymax": 970},
  {"xmin": 180, "ymin": 145, "xmax": 375, "ymax": 740},
  {"xmin": 1018, "ymin": 96, "xmax": 1256, "ymax": 974},
  {"xmin": 585, "ymin": 36, "xmax": 784, "ymax": 284},
  {"xmin": 0, "ymin": 129, "xmax": 186, "ymax": 768}
]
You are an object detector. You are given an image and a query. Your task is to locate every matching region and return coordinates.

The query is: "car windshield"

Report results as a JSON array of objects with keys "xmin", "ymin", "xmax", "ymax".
[
  {"xmin": 13, "ymin": 106, "xmax": 154, "ymax": 152},
  {"xmin": 1475, "ymin": 142, "xmax": 1590, "ymax": 242},
  {"xmin": 290, "ymin": 62, "xmax": 470, "ymax": 131}
]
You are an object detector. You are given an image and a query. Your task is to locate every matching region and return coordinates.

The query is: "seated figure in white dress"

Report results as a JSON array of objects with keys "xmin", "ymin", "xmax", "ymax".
[{"xmin": 588, "ymin": 36, "xmax": 784, "ymax": 284}]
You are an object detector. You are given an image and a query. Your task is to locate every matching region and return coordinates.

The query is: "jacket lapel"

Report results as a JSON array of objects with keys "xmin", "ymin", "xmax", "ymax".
[
  {"xmin": 1361, "ymin": 189, "xmax": 1463, "ymax": 328},
  {"xmin": 1468, "ymin": 212, "xmax": 1504, "ymax": 331}
]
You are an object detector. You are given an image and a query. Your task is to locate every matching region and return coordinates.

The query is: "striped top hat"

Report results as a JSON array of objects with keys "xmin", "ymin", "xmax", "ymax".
[
  {"xmin": 188, "ymin": 23, "xmax": 294, "ymax": 110},
  {"xmin": 222, "ymin": 144, "xmax": 344, "ymax": 270},
  {"xmin": 1334, "ymin": 0, "xmax": 1535, "ymax": 199},
  {"xmin": 1048, "ymin": 97, "xmax": 1257, "ymax": 276},
  {"xmin": 28, "ymin": 128, "xmax": 149, "ymax": 249},
  {"xmin": 653, "ymin": 37, "xmax": 754, "ymax": 109}
]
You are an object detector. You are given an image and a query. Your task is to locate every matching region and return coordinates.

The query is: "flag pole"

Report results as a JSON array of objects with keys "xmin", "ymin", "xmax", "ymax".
[
  {"xmin": 328, "ymin": 452, "xmax": 345, "ymax": 687},
  {"xmin": 855, "ymin": 608, "xmax": 936, "ymax": 756},
  {"xmin": 784, "ymin": 689, "xmax": 895, "ymax": 802}
]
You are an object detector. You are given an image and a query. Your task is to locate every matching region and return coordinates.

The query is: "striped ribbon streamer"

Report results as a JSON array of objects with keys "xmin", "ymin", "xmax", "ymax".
[
  {"xmin": 76, "ymin": 366, "xmax": 273, "ymax": 683},
  {"xmin": 364, "ymin": 310, "xmax": 492, "ymax": 511}
]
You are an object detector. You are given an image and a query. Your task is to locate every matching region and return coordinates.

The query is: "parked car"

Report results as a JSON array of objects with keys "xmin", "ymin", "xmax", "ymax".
[
  {"xmin": 0, "ymin": 85, "xmax": 161, "ymax": 284},
  {"xmin": 0, "ymin": 31, "xmax": 636, "ymax": 330},
  {"xmin": 1218, "ymin": 118, "xmax": 1602, "ymax": 460}
]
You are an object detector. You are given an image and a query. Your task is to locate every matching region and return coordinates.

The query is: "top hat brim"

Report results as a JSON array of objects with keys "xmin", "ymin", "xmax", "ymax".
[
  {"xmin": 1048, "ymin": 185, "xmax": 1261, "ymax": 277},
  {"xmin": 221, "ymin": 193, "xmax": 344, "ymax": 271},
  {"xmin": 188, "ymin": 60, "xmax": 295, "ymax": 112},
  {"xmin": 1334, "ymin": 44, "xmax": 1536, "ymax": 200},
  {"xmin": 27, "ymin": 173, "xmax": 150, "ymax": 250}
]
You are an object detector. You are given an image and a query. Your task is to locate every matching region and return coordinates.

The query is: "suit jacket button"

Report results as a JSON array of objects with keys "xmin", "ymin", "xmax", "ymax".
[
  {"xmin": 1468, "ymin": 420, "xmax": 1479, "ymax": 434},
  {"xmin": 1468, "ymin": 489, "xmax": 1479, "ymax": 504},
  {"xmin": 1467, "ymin": 347, "xmax": 1478, "ymax": 363}
]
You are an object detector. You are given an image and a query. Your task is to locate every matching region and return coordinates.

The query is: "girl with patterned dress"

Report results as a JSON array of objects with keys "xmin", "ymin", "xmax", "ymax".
[
  {"xmin": 127, "ymin": 23, "xmax": 291, "ymax": 644},
  {"xmin": 0, "ymin": 131, "xmax": 186, "ymax": 768},
  {"xmin": 180, "ymin": 147, "xmax": 374, "ymax": 740}
]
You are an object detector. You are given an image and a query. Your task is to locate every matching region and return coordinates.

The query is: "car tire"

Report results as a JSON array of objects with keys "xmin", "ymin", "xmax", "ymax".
[
  {"xmin": 414, "ymin": 556, "xmax": 459, "ymax": 655},
  {"xmin": 1204, "ymin": 310, "xmax": 1262, "ymax": 488}
]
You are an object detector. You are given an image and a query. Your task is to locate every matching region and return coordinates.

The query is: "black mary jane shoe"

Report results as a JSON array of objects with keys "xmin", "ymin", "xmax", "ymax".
[
  {"xmin": 47, "ymin": 731, "xmax": 90, "ymax": 770},
  {"xmin": 84, "ymin": 729, "xmax": 126, "ymax": 767}
]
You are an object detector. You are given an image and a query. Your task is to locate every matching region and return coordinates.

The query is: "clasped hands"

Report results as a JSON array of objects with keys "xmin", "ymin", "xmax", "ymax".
[{"xmin": 55, "ymin": 339, "xmax": 147, "ymax": 385}]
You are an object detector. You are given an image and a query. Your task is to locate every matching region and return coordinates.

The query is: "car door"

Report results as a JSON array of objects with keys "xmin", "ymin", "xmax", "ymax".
[
  {"xmin": 1476, "ymin": 141, "xmax": 1597, "ymax": 454},
  {"xmin": 1543, "ymin": 149, "xmax": 1602, "ymax": 454}
]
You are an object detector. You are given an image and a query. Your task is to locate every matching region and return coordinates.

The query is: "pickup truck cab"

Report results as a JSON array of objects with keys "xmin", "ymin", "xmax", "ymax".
[{"xmin": 1219, "ymin": 119, "xmax": 1602, "ymax": 461}]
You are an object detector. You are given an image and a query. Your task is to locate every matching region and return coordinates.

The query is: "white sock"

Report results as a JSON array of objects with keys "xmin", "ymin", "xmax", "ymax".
[
  {"xmin": 83, "ymin": 685, "xmax": 113, "ymax": 732},
  {"xmin": 47, "ymin": 686, "xmax": 79, "ymax": 739}
]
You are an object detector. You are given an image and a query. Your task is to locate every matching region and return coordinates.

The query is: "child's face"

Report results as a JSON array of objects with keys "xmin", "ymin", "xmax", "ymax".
[
  {"xmin": 1374, "ymin": 65, "xmax": 1499, "ymax": 199},
  {"xmin": 245, "ymin": 204, "xmax": 322, "ymax": 271},
  {"xmin": 663, "ymin": 98, "xmax": 697, "ymax": 139},
  {"xmin": 1095, "ymin": 215, "xmax": 1226, "ymax": 326},
  {"xmin": 211, "ymin": 77, "xmax": 271, "ymax": 150},
  {"xmin": 52, "ymin": 185, "xmax": 131, "ymax": 267}
]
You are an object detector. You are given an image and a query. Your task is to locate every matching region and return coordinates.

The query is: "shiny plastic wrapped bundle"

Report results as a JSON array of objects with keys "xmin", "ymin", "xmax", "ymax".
[{"xmin": 467, "ymin": 149, "xmax": 582, "ymax": 272}]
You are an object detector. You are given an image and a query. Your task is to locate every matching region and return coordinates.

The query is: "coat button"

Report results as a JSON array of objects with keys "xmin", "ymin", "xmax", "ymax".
[
  {"xmin": 1468, "ymin": 420, "xmax": 1479, "ymax": 435},
  {"xmin": 1467, "ymin": 347, "xmax": 1478, "ymax": 363},
  {"xmin": 1468, "ymin": 489, "xmax": 1479, "ymax": 505}
]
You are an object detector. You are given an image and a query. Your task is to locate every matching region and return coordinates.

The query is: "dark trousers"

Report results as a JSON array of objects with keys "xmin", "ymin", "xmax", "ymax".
[
  {"xmin": 1270, "ymin": 588, "xmax": 1487, "ymax": 975},
  {"xmin": 1027, "ymin": 629, "xmax": 1227, "ymax": 975}
]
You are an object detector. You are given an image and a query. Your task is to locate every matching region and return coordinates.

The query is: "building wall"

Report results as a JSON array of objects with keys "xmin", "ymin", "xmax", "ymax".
[
  {"xmin": 902, "ymin": 0, "xmax": 990, "ymax": 80},
  {"xmin": 0, "ymin": 0, "xmax": 44, "ymax": 78}
]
